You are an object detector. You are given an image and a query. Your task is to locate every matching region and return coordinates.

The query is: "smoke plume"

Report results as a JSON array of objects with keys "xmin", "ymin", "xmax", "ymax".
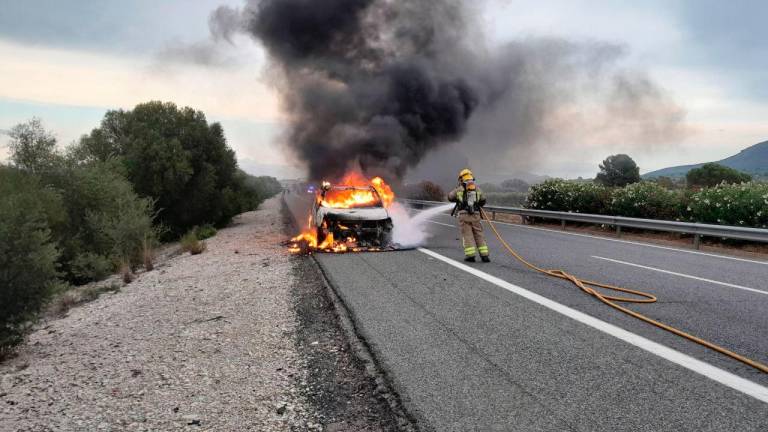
[{"xmin": 214, "ymin": 0, "xmax": 686, "ymax": 181}]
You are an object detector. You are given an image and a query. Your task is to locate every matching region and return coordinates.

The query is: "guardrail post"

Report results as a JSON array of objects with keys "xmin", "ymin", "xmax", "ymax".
[
  {"xmin": 616, "ymin": 225, "xmax": 622, "ymax": 238},
  {"xmin": 561, "ymin": 220, "xmax": 566, "ymax": 230},
  {"xmin": 693, "ymin": 234, "xmax": 701, "ymax": 249},
  {"xmin": 492, "ymin": 211, "xmax": 496, "ymax": 221}
]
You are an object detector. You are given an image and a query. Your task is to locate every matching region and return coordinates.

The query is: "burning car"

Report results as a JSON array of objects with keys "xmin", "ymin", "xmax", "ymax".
[
  {"xmin": 314, "ymin": 183, "xmax": 393, "ymax": 248},
  {"xmin": 289, "ymin": 174, "xmax": 396, "ymax": 253}
]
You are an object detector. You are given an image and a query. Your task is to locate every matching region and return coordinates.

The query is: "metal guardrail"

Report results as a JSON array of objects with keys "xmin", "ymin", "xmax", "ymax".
[{"xmin": 400, "ymin": 198, "xmax": 768, "ymax": 248}]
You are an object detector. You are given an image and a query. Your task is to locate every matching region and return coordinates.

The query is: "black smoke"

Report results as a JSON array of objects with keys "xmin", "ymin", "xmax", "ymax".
[
  {"xmin": 225, "ymin": 0, "xmax": 480, "ymax": 181},
  {"xmin": 213, "ymin": 0, "xmax": 686, "ymax": 181}
]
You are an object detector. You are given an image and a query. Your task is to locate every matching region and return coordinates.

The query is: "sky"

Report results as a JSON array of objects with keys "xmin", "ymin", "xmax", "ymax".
[{"xmin": 1, "ymin": 0, "xmax": 767, "ymax": 179}]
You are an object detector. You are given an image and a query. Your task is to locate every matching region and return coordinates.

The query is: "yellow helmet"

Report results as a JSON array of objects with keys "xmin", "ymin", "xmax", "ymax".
[{"xmin": 458, "ymin": 168, "xmax": 474, "ymax": 182}]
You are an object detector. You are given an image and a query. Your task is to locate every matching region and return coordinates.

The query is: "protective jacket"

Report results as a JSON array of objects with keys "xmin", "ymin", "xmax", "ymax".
[
  {"xmin": 448, "ymin": 183, "xmax": 487, "ymax": 215},
  {"xmin": 448, "ymin": 183, "xmax": 489, "ymax": 259}
]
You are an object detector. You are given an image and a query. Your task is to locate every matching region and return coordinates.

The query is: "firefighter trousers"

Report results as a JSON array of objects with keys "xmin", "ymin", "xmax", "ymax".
[{"xmin": 458, "ymin": 212, "xmax": 489, "ymax": 257}]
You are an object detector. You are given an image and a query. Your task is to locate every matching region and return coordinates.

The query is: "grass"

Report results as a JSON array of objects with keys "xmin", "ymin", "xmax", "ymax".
[
  {"xmin": 142, "ymin": 236, "xmax": 155, "ymax": 271},
  {"xmin": 119, "ymin": 260, "xmax": 134, "ymax": 284},
  {"xmin": 48, "ymin": 282, "xmax": 122, "ymax": 317},
  {"xmin": 180, "ymin": 230, "xmax": 207, "ymax": 255},
  {"xmin": 194, "ymin": 224, "xmax": 217, "ymax": 240}
]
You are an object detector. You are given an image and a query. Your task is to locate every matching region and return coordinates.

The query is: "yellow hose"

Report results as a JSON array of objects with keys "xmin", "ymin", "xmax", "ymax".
[{"xmin": 479, "ymin": 208, "xmax": 768, "ymax": 374}]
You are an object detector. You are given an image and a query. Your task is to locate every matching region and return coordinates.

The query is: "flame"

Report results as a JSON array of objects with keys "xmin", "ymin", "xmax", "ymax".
[
  {"xmin": 287, "ymin": 173, "xmax": 395, "ymax": 254},
  {"xmin": 371, "ymin": 176, "xmax": 394, "ymax": 207},
  {"xmin": 317, "ymin": 172, "xmax": 394, "ymax": 209}
]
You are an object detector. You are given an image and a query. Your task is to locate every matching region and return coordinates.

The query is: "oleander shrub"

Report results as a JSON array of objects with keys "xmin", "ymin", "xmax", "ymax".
[
  {"xmin": 685, "ymin": 182, "xmax": 768, "ymax": 228},
  {"xmin": 525, "ymin": 179, "xmax": 611, "ymax": 214},
  {"xmin": 608, "ymin": 182, "xmax": 680, "ymax": 220}
]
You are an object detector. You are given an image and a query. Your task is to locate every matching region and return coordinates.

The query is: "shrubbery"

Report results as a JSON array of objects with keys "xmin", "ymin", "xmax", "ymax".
[
  {"xmin": 686, "ymin": 163, "xmax": 751, "ymax": 188},
  {"xmin": 525, "ymin": 178, "xmax": 768, "ymax": 228},
  {"xmin": 2, "ymin": 108, "xmax": 282, "ymax": 351},
  {"xmin": 526, "ymin": 179, "xmax": 611, "ymax": 214},
  {"xmin": 685, "ymin": 182, "xmax": 768, "ymax": 228},
  {"xmin": 0, "ymin": 167, "xmax": 64, "ymax": 348},
  {"xmin": 608, "ymin": 182, "xmax": 679, "ymax": 220},
  {"xmin": 46, "ymin": 162, "xmax": 159, "ymax": 284},
  {"xmin": 403, "ymin": 181, "xmax": 446, "ymax": 201},
  {"xmin": 71, "ymin": 101, "xmax": 275, "ymax": 237},
  {"xmin": 180, "ymin": 230, "xmax": 207, "ymax": 255}
]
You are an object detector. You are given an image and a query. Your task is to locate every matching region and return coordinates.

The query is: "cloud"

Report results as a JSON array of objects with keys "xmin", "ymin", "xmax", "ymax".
[
  {"xmin": 0, "ymin": 39, "xmax": 280, "ymax": 123},
  {"xmin": 0, "ymin": 0, "xmax": 241, "ymax": 54}
]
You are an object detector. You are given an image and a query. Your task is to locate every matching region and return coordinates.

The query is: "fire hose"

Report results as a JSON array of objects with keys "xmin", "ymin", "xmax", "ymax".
[{"xmin": 478, "ymin": 208, "xmax": 768, "ymax": 375}]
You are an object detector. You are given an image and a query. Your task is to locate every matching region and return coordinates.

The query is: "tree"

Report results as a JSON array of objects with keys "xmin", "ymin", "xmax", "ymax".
[
  {"xmin": 404, "ymin": 181, "xmax": 446, "ymax": 201},
  {"xmin": 7, "ymin": 118, "xmax": 61, "ymax": 173},
  {"xmin": 654, "ymin": 176, "xmax": 675, "ymax": 190},
  {"xmin": 46, "ymin": 163, "xmax": 158, "ymax": 283},
  {"xmin": 72, "ymin": 101, "xmax": 248, "ymax": 236},
  {"xmin": 0, "ymin": 167, "xmax": 64, "ymax": 347},
  {"xmin": 595, "ymin": 154, "xmax": 640, "ymax": 187},
  {"xmin": 686, "ymin": 163, "xmax": 752, "ymax": 188}
]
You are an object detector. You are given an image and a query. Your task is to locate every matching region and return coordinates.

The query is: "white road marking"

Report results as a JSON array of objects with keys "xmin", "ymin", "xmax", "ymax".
[
  {"xmin": 431, "ymin": 214, "xmax": 768, "ymax": 266},
  {"xmin": 418, "ymin": 247, "xmax": 768, "ymax": 404},
  {"xmin": 591, "ymin": 256, "xmax": 767, "ymax": 296}
]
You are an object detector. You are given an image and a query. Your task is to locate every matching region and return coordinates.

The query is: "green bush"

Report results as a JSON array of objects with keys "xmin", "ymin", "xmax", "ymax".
[
  {"xmin": 0, "ymin": 167, "xmax": 64, "ymax": 347},
  {"xmin": 526, "ymin": 179, "xmax": 611, "ymax": 214},
  {"xmin": 403, "ymin": 181, "xmax": 446, "ymax": 201},
  {"xmin": 46, "ymin": 163, "xmax": 159, "ymax": 284},
  {"xmin": 686, "ymin": 163, "xmax": 751, "ymax": 188},
  {"xmin": 69, "ymin": 252, "xmax": 114, "ymax": 282},
  {"xmin": 180, "ymin": 231, "xmax": 206, "ymax": 255},
  {"xmin": 194, "ymin": 224, "xmax": 217, "ymax": 240},
  {"xmin": 71, "ymin": 102, "xmax": 266, "ymax": 236},
  {"xmin": 608, "ymin": 182, "xmax": 680, "ymax": 220},
  {"xmin": 685, "ymin": 182, "xmax": 768, "ymax": 228}
]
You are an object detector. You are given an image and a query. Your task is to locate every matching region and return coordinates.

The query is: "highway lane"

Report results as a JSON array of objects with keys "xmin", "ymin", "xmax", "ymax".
[
  {"xmin": 425, "ymin": 212, "xmax": 768, "ymax": 386},
  {"xmin": 283, "ymin": 196, "xmax": 768, "ymax": 430}
]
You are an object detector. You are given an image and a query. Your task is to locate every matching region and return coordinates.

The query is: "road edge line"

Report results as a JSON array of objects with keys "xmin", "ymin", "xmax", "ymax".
[{"xmin": 418, "ymin": 247, "xmax": 768, "ymax": 404}]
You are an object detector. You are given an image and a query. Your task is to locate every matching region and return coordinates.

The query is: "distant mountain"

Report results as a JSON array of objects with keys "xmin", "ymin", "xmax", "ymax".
[
  {"xmin": 643, "ymin": 140, "xmax": 768, "ymax": 178},
  {"xmin": 478, "ymin": 172, "xmax": 550, "ymax": 185}
]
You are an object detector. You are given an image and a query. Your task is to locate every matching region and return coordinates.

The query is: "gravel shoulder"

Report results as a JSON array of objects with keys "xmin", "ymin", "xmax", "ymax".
[{"xmin": 0, "ymin": 197, "xmax": 407, "ymax": 432}]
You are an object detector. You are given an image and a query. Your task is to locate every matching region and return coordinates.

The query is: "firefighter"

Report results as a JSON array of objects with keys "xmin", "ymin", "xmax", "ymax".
[{"xmin": 448, "ymin": 169, "xmax": 490, "ymax": 262}]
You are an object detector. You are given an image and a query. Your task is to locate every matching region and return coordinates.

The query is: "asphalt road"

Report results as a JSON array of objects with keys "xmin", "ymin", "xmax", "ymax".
[{"xmin": 284, "ymin": 195, "xmax": 768, "ymax": 431}]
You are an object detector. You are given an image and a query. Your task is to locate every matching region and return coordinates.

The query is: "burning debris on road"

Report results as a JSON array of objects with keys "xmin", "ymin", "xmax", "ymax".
[{"xmin": 288, "ymin": 173, "xmax": 398, "ymax": 254}]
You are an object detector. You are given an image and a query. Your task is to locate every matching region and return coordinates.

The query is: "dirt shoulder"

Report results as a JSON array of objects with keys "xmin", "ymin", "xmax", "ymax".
[{"xmin": 0, "ymin": 197, "xmax": 406, "ymax": 431}]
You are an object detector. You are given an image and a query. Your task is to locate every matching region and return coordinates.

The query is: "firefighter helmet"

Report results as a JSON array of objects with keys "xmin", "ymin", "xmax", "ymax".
[{"xmin": 458, "ymin": 168, "xmax": 474, "ymax": 182}]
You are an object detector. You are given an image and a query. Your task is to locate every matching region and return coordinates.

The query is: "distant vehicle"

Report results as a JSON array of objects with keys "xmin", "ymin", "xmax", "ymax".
[{"xmin": 313, "ymin": 184, "xmax": 393, "ymax": 247}]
